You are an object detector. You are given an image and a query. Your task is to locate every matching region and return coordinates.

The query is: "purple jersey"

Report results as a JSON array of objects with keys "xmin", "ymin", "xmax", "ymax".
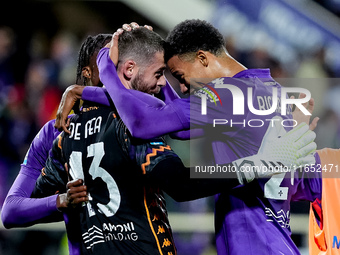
[
  {"xmin": 188, "ymin": 74, "xmax": 322, "ymax": 255},
  {"xmin": 89, "ymin": 47, "xmax": 322, "ymax": 254}
]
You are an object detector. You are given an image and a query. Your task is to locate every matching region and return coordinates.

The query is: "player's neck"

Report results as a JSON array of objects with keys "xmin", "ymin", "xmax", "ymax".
[{"xmin": 212, "ymin": 55, "xmax": 247, "ymax": 78}]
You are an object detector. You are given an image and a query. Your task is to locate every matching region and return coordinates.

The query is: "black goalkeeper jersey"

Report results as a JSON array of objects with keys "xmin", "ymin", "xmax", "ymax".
[
  {"xmin": 36, "ymin": 104, "xmax": 178, "ymax": 255},
  {"xmin": 33, "ymin": 103, "xmax": 243, "ymax": 254}
]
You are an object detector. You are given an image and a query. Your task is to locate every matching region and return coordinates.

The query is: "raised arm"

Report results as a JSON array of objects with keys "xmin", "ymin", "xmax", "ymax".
[
  {"xmin": 97, "ymin": 47, "xmax": 190, "ymax": 139},
  {"xmin": 54, "ymin": 50, "xmax": 191, "ymax": 140},
  {"xmin": 54, "ymin": 85, "xmax": 110, "ymax": 134}
]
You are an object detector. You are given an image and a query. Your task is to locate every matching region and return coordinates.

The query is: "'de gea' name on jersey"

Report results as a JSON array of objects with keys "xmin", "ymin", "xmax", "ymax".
[{"xmin": 69, "ymin": 115, "xmax": 103, "ymax": 140}]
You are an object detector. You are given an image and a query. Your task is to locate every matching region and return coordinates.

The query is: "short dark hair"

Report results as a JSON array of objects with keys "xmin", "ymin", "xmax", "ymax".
[
  {"xmin": 118, "ymin": 27, "xmax": 164, "ymax": 68},
  {"xmin": 164, "ymin": 19, "xmax": 226, "ymax": 62},
  {"xmin": 76, "ymin": 33, "xmax": 112, "ymax": 85}
]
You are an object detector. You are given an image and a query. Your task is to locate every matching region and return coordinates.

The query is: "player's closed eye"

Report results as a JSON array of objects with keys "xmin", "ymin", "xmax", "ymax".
[
  {"xmin": 174, "ymin": 73, "xmax": 185, "ymax": 84},
  {"xmin": 155, "ymin": 71, "xmax": 164, "ymax": 79}
]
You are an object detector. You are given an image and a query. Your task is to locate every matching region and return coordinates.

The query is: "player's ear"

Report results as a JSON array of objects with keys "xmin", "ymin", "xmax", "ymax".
[
  {"xmin": 196, "ymin": 50, "xmax": 208, "ymax": 67},
  {"xmin": 82, "ymin": 66, "xmax": 92, "ymax": 79},
  {"xmin": 122, "ymin": 60, "xmax": 136, "ymax": 79}
]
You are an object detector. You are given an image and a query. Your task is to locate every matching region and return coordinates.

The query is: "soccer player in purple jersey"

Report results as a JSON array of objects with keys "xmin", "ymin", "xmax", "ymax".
[
  {"xmin": 55, "ymin": 21, "xmax": 321, "ymax": 254},
  {"xmin": 1, "ymin": 34, "xmax": 113, "ymax": 254}
]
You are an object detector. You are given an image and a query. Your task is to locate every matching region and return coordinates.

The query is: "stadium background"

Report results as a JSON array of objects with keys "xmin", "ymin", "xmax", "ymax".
[{"xmin": 0, "ymin": 0, "xmax": 340, "ymax": 254}]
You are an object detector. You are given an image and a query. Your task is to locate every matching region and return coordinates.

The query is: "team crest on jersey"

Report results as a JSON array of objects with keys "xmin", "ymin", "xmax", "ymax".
[{"xmin": 194, "ymin": 82, "xmax": 222, "ymax": 106}]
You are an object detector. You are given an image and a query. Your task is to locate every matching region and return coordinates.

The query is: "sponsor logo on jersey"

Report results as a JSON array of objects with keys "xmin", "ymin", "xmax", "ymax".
[
  {"xmin": 150, "ymin": 141, "xmax": 164, "ymax": 146},
  {"xmin": 83, "ymin": 222, "xmax": 139, "ymax": 250}
]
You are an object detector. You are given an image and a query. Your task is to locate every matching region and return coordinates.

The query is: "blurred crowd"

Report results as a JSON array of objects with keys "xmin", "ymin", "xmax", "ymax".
[{"xmin": 0, "ymin": 26, "xmax": 82, "ymax": 206}]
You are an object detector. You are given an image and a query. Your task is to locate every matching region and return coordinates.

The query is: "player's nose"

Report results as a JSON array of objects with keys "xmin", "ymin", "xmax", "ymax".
[
  {"xmin": 158, "ymin": 75, "xmax": 166, "ymax": 87},
  {"xmin": 179, "ymin": 83, "xmax": 189, "ymax": 94}
]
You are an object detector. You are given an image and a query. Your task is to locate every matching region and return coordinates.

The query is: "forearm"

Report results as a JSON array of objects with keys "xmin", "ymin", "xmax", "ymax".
[
  {"xmin": 156, "ymin": 82, "xmax": 188, "ymax": 140},
  {"xmin": 158, "ymin": 80, "xmax": 181, "ymax": 103},
  {"xmin": 97, "ymin": 47, "xmax": 189, "ymax": 139},
  {"xmin": 82, "ymin": 86, "xmax": 110, "ymax": 106},
  {"xmin": 1, "ymin": 173, "xmax": 61, "ymax": 229}
]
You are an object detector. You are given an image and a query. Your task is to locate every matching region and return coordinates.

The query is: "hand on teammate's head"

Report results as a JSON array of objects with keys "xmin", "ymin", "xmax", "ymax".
[
  {"xmin": 106, "ymin": 23, "xmax": 153, "ymax": 66},
  {"xmin": 121, "ymin": 22, "xmax": 153, "ymax": 31}
]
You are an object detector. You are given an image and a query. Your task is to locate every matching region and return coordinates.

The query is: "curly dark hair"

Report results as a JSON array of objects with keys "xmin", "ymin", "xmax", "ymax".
[
  {"xmin": 76, "ymin": 33, "xmax": 112, "ymax": 86},
  {"xmin": 164, "ymin": 19, "xmax": 226, "ymax": 62},
  {"xmin": 118, "ymin": 27, "xmax": 165, "ymax": 69}
]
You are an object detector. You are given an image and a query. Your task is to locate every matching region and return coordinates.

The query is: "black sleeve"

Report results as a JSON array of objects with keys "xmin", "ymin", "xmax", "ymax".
[
  {"xmin": 147, "ymin": 157, "xmax": 240, "ymax": 202},
  {"xmin": 31, "ymin": 136, "xmax": 68, "ymax": 198}
]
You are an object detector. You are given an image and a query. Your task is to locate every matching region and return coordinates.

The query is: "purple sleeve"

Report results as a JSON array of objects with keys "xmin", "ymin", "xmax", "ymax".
[
  {"xmin": 82, "ymin": 86, "xmax": 110, "ymax": 106},
  {"xmin": 1, "ymin": 120, "xmax": 62, "ymax": 228},
  {"xmin": 1, "ymin": 173, "xmax": 60, "ymax": 228},
  {"xmin": 160, "ymin": 83, "xmax": 205, "ymax": 140},
  {"xmin": 82, "ymin": 81, "xmax": 193, "ymax": 140},
  {"xmin": 97, "ymin": 47, "xmax": 190, "ymax": 140},
  {"xmin": 291, "ymin": 152, "xmax": 322, "ymax": 202},
  {"xmin": 159, "ymin": 80, "xmax": 181, "ymax": 103}
]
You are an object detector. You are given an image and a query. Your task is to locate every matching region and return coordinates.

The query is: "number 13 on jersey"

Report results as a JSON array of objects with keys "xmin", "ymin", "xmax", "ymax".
[{"xmin": 68, "ymin": 142, "xmax": 121, "ymax": 217}]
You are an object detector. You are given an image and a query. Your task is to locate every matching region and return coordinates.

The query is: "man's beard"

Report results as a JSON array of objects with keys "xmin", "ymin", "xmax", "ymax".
[{"xmin": 131, "ymin": 71, "xmax": 150, "ymax": 94}]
